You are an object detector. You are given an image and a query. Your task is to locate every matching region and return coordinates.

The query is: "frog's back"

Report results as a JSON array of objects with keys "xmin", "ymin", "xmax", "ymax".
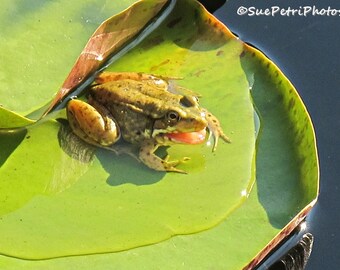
[
  {"xmin": 110, "ymin": 103, "xmax": 154, "ymax": 144},
  {"xmin": 90, "ymin": 79, "xmax": 182, "ymax": 118}
]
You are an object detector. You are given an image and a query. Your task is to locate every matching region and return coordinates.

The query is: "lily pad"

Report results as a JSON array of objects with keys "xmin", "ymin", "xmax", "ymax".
[
  {"xmin": 0, "ymin": 0, "xmax": 255, "ymax": 260},
  {"xmin": 0, "ymin": 0, "xmax": 152, "ymax": 116},
  {"xmin": 0, "ymin": 0, "xmax": 318, "ymax": 269}
]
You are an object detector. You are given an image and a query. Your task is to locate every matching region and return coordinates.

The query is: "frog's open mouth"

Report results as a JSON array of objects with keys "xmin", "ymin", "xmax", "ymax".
[{"xmin": 165, "ymin": 128, "xmax": 207, "ymax": 144}]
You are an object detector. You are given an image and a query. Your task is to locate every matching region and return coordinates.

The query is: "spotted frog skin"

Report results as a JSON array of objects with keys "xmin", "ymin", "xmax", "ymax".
[{"xmin": 67, "ymin": 72, "xmax": 230, "ymax": 173}]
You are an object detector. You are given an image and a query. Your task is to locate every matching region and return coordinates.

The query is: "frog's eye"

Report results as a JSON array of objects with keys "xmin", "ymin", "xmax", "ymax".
[{"xmin": 167, "ymin": 111, "xmax": 180, "ymax": 122}]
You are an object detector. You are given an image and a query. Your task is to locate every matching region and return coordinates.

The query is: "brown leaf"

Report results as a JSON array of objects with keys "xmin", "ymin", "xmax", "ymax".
[{"xmin": 42, "ymin": 0, "xmax": 169, "ymax": 117}]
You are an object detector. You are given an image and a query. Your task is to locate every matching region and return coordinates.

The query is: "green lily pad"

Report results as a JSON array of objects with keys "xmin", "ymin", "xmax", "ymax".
[
  {"xmin": 0, "ymin": 0, "xmax": 318, "ymax": 269},
  {"xmin": 0, "ymin": 0, "xmax": 141, "ymax": 116},
  {"xmin": 0, "ymin": 107, "xmax": 34, "ymax": 129},
  {"xmin": 0, "ymin": 0, "xmax": 255, "ymax": 260}
]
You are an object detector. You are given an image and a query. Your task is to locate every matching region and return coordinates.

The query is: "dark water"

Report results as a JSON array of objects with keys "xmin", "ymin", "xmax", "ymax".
[{"xmin": 199, "ymin": 0, "xmax": 340, "ymax": 269}]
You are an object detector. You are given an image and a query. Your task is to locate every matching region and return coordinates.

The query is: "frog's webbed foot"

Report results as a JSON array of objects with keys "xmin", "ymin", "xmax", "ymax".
[
  {"xmin": 163, "ymin": 155, "xmax": 190, "ymax": 173},
  {"xmin": 139, "ymin": 140, "xmax": 189, "ymax": 174},
  {"xmin": 203, "ymin": 109, "xmax": 231, "ymax": 152}
]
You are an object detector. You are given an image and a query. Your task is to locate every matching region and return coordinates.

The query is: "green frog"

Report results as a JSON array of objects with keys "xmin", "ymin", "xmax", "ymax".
[{"xmin": 67, "ymin": 72, "xmax": 230, "ymax": 173}]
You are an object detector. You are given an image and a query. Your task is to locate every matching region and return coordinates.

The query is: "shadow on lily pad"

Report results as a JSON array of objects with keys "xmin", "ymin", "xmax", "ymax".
[
  {"xmin": 57, "ymin": 118, "xmax": 164, "ymax": 186},
  {"xmin": 0, "ymin": 129, "xmax": 27, "ymax": 167},
  {"xmin": 99, "ymin": 149, "xmax": 165, "ymax": 186}
]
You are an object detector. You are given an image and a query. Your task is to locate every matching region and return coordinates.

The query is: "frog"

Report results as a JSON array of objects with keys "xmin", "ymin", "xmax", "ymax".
[{"xmin": 66, "ymin": 72, "xmax": 230, "ymax": 173}]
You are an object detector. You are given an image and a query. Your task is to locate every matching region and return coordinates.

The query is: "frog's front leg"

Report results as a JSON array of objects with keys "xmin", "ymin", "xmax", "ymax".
[
  {"xmin": 139, "ymin": 140, "xmax": 189, "ymax": 174},
  {"xmin": 67, "ymin": 99, "xmax": 120, "ymax": 147},
  {"xmin": 203, "ymin": 109, "xmax": 231, "ymax": 151}
]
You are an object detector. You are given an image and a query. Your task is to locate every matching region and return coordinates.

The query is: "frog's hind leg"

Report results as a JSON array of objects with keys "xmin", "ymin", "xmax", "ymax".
[
  {"xmin": 104, "ymin": 143, "xmax": 140, "ymax": 163},
  {"xmin": 139, "ymin": 140, "xmax": 189, "ymax": 173},
  {"xmin": 67, "ymin": 99, "xmax": 120, "ymax": 148}
]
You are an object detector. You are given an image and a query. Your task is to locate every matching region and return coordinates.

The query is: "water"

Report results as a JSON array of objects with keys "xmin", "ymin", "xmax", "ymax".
[{"xmin": 210, "ymin": 0, "xmax": 340, "ymax": 269}]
